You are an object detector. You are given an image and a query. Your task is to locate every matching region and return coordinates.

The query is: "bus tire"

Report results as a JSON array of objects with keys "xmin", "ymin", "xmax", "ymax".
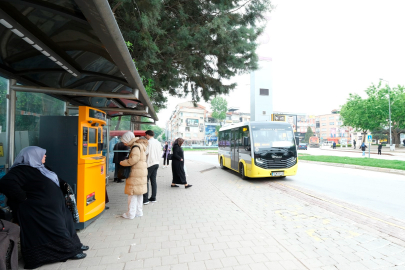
[
  {"xmin": 240, "ymin": 163, "xmax": 247, "ymax": 180},
  {"xmin": 220, "ymin": 157, "xmax": 226, "ymax": 169}
]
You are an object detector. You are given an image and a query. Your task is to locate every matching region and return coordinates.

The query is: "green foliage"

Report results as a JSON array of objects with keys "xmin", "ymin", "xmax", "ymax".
[
  {"xmin": 340, "ymin": 82, "xmax": 405, "ymax": 143},
  {"xmin": 161, "ymin": 133, "xmax": 167, "ymax": 142},
  {"xmin": 210, "ymin": 97, "xmax": 228, "ymax": 121},
  {"xmin": 141, "ymin": 124, "xmax": 164, "ymax": 140},
  {"xmin": 110, "ymin": 0, "xmax": 272, "ymax": 108},
  {"xmin": 0, "ymin": 77, "xmax": 7, "ymax": 134},
  {"xmin": 303, "ymin": 127, "xmax": 314, "ymax": 144}
]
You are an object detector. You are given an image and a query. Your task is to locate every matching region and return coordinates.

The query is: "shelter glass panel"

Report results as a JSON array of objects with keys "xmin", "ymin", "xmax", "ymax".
[
  {"xmin": 14, "ymin": 92, "xmax": 65, "ymax": 159},
  {"xmin": 0, "ymin": 76, "xmax": 8, "ymax": 178}
]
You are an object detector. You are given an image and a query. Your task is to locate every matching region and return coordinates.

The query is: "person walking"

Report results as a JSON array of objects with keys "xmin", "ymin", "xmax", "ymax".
[
  {"xmin": 171, "ymin": 138, "xmax": 192, "ymax": 188},
  {"xmin": 120, "ymin": 132, "xmax": 148, "ymax": 219},
  {"xmin": 143, "ymin": 130, "xmax": 161, "ymax": 204},
  {"xmin": 378, "ymin": 142, "xmax": 383, "ymax": 155},
  {"xmin": 353, "ymin": 139, "xmax": 356, "ymax": 149},
  {"xmin": 332, "ymin": 141, "xmax": 336, "ymax": 149},
  {"xmin": 113, "ymin": 139, "xmax": 129, "ymax": 183},
  {"xmin": 403, "ymin": 138, "xmax": 405, "ymax": 146},
  {"xmin": 360, "ymin": 142, "xmax": 367, "ymax": 156},
  {"xmin": 162, "ymin": 141, "xmax": 171, "ymax": 168}
]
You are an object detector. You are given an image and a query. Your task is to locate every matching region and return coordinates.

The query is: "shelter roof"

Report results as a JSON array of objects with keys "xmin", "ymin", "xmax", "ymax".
[{"xmin": 0, "ymin": 0, "xmax": 157, "ymax": 120}]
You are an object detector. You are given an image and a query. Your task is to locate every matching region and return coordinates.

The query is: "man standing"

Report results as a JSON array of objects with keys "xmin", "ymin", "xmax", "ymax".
[
  {"xmin": 403, "ymin": 138, "xmax": 405, "ymax": 147},
  {"xmin": 378, "ymin": 142, "xmax": 383, "ymax": 155},
  {"xmin": 353, "ymin": 139, "xmax": 356, "ymax": 149},
  {"xmin": 143, "ymin": 130, "xmax": 161, "ymax": 204}
]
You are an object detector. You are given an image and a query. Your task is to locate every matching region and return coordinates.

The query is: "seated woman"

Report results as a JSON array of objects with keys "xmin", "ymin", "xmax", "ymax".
[{"xmin": 0, "ymin": 146, "xmax": 88, "ymax": 269}]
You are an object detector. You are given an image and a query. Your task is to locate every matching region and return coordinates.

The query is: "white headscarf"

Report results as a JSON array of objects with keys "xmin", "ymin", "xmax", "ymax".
[
  {"xmin": 11, "ymin": 146, "xmax": 60, "ymax": 186},
  {"xmin": 121, "ymin": 131, "xmax": 135, "ymax": 144}
]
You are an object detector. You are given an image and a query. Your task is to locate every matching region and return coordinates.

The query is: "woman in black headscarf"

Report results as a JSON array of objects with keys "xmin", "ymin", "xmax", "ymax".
[
  {"xmin": 0, "ymin": 146, "xmax": 88, "ymax": 269},
  {"xmin": 170, "ymin": 138, "xmax": 192, "ymax": 188}
]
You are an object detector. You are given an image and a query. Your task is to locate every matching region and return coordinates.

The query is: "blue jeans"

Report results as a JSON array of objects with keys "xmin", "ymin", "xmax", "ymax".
[{"xmin": 362, "ymin": 151, "xmax": 365, "ymax": 156}]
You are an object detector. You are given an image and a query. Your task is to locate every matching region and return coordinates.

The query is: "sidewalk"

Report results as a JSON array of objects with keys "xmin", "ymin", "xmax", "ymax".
[
  {"xmin": 32, "ymin": 160, "xmax": 405, "ymax": 270},
  {"xmin": 320, "ymin": 145, "xmax": 405, "ymax": 156}
]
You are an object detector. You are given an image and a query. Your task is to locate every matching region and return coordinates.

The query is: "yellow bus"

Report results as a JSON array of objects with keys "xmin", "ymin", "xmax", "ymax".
[{"xmin": 218, "ymin": 121, "xmax": 298, "ymax": 179}]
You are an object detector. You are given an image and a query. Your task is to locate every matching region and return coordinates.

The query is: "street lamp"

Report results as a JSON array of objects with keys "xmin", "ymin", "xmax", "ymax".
[{"xmin": 379, "ymin": 78, "xmax": 392, "ymax": 150}]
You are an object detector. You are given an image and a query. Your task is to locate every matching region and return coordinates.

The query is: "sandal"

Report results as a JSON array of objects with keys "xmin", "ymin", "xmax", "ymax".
[{"xmin": 171, "ymin": 184, "xmax": 179, "ymax": 187}]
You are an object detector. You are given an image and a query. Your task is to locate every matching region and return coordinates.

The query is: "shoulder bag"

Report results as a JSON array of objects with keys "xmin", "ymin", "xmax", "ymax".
[
  {"xmin": 118, "ymin": 145, "xmax": 140, "ymax": 179},
  {"xmin": 62, "ymin": 182, "xmax": 79, "ymax": 223}
]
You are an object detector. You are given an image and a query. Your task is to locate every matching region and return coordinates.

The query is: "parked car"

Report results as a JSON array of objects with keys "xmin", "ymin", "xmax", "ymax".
[{"xmin": 298, "ymin": 143, "xmax": 307, "ymax": 150}]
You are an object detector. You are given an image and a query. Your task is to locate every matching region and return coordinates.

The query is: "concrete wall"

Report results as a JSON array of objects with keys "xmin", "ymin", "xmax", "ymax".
[{"xmin": 250, "ymin": 60, "xmax": 273, "ymax": 121}]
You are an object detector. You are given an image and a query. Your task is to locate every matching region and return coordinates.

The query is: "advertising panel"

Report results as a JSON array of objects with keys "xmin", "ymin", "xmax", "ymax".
[
  {"xmin": 186, "ymin": 118, "xmax": 199, "ymax": 126},
  {"xmin": 205, "ymin": 125, "xmax": 217, "ymax": 136},
  {"xmin": 330, "ymin": 128, "xmax": 336, "ymax": 138}
]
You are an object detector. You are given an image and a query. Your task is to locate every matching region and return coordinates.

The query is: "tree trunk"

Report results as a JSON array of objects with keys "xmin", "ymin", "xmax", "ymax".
[{"xmin": 114, "ymin": 116, "xmax": 121, "ymax": 130}]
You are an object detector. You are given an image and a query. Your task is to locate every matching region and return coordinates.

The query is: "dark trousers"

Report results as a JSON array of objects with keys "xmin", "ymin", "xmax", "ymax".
[
  {"xmin": 114, "ymin": 163, "xmax": 120, "ymax": 179},
  {"xmin": 144, "ymin": 164, "xmax": 159, "ymax": 202},
  {"xmin": 163, "ymin": 157, "xmax": 170, "ymax": 165},
  {"xmin": 378, "ymin": 149, "xmax": 381, "ymax": 155}
]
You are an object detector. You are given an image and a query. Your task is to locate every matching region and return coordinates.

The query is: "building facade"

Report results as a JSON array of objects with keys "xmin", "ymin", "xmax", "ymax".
[
  {"xmin": 318, "ymin": 111, "xmax": 351, "ymax": 143},
  {"xmin": 167, "ymin": 102, "xmax": 207, "ymax": 145}
]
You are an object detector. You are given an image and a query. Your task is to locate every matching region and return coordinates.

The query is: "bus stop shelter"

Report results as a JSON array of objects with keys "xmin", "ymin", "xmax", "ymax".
[{"xmin": 0, "ymin": 0, "xmax": 158, "ymax": 177}]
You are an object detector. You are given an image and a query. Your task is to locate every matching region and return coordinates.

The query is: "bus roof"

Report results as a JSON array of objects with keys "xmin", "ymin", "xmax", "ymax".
[{"xmin": 219, "ymin": 121, "xmax": 292, "ymax": 132}]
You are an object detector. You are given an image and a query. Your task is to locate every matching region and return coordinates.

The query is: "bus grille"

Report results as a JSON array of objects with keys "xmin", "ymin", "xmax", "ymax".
[{"xmin": 255, "ymin": 157, "xmax": 297, "ymax": 169}]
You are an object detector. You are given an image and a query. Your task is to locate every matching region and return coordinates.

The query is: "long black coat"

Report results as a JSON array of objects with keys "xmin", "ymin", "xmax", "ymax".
[
  {"xmin": 0, "ymin": 165, "xmax": 83, "ymax": 269},
  {"xmin": 113, "ymin": 142, "xmax": 129, "ymax": 163},
  {"xmin": 171, "ymin": 144, "xmax": 187, "ymax": 184}
]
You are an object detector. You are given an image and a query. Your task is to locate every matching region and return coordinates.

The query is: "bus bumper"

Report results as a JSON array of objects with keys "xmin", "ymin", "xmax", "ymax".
[{"xmin": 248, "ymin": 162, "xmax": 298, "ymax": 178}]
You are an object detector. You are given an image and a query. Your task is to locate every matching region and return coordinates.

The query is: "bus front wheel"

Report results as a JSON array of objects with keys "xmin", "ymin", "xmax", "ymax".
[
  {"xmin": 220, "ymin": 157, "xmax": 226, "ymax": 169},
  {"xmin": 240, "ymin": 164, "xmax": 247, "ymax": 180}
]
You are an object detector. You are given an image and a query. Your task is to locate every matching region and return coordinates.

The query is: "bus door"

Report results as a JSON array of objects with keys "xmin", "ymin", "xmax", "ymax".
[{"xmin": 231, "ymin": 128, "xmax": 239, "ymax": 170}]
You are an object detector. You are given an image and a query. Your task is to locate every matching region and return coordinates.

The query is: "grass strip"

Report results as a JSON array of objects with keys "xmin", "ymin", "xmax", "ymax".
[{"xmin": 299, "ymin": 155, "xmax": 405, "ymax": 171}]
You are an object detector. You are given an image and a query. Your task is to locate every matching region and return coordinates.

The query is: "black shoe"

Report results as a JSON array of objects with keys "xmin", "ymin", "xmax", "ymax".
[
  {"xmin": 105, "ymin": 206, "xmax": 109, "ymax": 210},
  {"xmin": 113, "ymin": 178, "xmax": 118, "ymax": 182},
  {"xmin": 185, "ymin": 184, "xmax": 193, "ymax": 189},
  {"xmin": 81, "ymin": 245, "xmax": 89, "ymax": 251},
  {"xmin": 116, "ymin": 179, "xmax": 124, "ymax": 183},
  {"xmin": 149, "ymin": 198, "xmax": 157, "ymax": 203},
  {"xmin": 71, "ymin": 253, "xmax": 87, "ymax": 260}
]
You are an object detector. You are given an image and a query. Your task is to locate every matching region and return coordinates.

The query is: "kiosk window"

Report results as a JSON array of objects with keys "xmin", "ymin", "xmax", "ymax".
[
  {"xmin": 89, "ymin": 128, "xmax": 96, "ymax": 144},
  {"xmin": 82, "ymin": 127, "xmax": 88, "ymax": 156}
]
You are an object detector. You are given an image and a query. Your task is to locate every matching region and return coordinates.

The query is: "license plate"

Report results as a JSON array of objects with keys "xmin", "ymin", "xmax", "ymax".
[{"xmin": 272, "ymin": 172, "xmax": 284, "ymax": 176}]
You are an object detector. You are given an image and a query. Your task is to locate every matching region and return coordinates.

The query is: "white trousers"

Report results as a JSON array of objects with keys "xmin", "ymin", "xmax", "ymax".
[{"xmin": 123, "ymin": 195, "xmax": 143, "ymax": 219}]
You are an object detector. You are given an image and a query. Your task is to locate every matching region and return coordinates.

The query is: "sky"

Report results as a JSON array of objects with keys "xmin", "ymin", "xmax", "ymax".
[{"xmin": 155, "ymin": 0, "xmax": 405, "ymax": 127}]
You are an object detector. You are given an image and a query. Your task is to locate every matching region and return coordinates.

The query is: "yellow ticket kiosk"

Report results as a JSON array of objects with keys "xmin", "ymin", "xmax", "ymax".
[{"xmin": 39, "ymin": 106, "xmax": 106, "ymax": 229}]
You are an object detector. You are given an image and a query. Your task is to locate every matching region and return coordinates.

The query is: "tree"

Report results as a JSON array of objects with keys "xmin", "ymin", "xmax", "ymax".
[
  {"xmin": 210, "ymin": 97, "xmax": 228, "ymax": 124},
  {"xmin": 109, "ymin": 0, "xmax": 271, "ymax": 109},
  {"xmin": 340, "ymin": 82, "xmax": 405, "ymax": 145},
  {"xmin": 303, "ymin": 127, "xmax": 314, "ymax": 144}
]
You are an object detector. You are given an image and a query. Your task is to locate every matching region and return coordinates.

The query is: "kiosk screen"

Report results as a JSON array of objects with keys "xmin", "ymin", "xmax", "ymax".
[
  {"xmin": 89, "ymin": 109, "xmax": 106, "ymax": 121},
  {"xmin": 89, "ymin": 128, "xmax": 97, "ymax": 144}
]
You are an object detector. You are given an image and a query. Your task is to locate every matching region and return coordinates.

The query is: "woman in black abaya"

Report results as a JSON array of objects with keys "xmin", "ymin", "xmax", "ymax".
[
  {"xmin": 170, "ymin": 138, "xmax": 192, "ymax": 188},
  {"xmin": 0, "ymin": 146, "xmax": 88, "ymax": 269}
]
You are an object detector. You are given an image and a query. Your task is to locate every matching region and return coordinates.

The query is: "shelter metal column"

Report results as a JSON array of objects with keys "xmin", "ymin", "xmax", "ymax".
[
  {"xmin": 7, "ymin": 79, "xmax": 16, "ymax": 169},
  {"xmin": 106, "ymin": 118, "xmax": 110, "ymax": 185}
]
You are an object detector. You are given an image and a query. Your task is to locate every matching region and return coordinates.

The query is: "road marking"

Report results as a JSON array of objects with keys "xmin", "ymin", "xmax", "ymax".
[{"xmin": 275, "ymin": 182, "xmax": 405, "ymax": 231}]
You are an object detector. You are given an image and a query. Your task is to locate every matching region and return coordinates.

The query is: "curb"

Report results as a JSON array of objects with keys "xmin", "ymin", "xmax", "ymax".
[{"xmin": 299, "ymin": 160, "xmax": 405, "ymax": 175}]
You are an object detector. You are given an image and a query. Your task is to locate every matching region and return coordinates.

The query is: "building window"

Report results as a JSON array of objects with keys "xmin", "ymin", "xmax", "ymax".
[
  {"xmin": 329, "ymin": 122, "xmax": 334, "ymax": 125},
  {"xmin": 329, "ymin": 117, "xmax": 334, "ymax": 120},
  {"xmin": 338, "ymin": 121, "xmax": 342, "ymax": 125},
  {"xmin": 322, "ymin": 123, "xmax": 326, "ymax": 126},
  {"xmin": 316, "ymin": 128, "xmax": 320, "ymax": 132},
  {"xmin": 321, "ymin": 128, "xmax": 327, "ymax": 131},
  {"xmin": 185, "ymin": 127, "xmax": 190, "ymax": 132},
  {"xmin": 180, "ymin": 112, "xmax": 183, "ymax": 116},
  {"xmin": 260, "ymin": 88, "xmax": 269, "ymax": 96}
]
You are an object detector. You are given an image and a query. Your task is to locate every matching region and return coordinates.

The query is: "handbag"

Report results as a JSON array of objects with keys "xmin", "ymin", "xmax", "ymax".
[
  {"xmin": 117, "ymin": 145, "xmax": 140, "ymax": 179},
  {"xmin": 62, "ymin": 183, "xmax": 79, "ymax": 223}
]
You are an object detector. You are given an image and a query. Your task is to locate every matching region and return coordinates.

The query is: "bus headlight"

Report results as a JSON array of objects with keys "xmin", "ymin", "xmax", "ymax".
[{"xmin": 256, "ymin": 158, "xmax": 264, "ymax": 164}]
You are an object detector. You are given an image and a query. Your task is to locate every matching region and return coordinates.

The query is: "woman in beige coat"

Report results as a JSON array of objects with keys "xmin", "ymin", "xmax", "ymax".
[{"xmin": 120, "ymin": 132, "xmax": 148, "ymax": 219}]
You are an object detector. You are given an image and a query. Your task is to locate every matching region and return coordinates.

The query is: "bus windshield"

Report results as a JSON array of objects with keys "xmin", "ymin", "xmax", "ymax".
[{"xmin": 251, "ymin": 125, "xmax": 295, "ymax": 150}]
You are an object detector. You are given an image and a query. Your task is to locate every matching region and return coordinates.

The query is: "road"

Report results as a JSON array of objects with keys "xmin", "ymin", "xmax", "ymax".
[{"xmin": 185, "ymin": 151, "xmax": 405, "ymax": 222}]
